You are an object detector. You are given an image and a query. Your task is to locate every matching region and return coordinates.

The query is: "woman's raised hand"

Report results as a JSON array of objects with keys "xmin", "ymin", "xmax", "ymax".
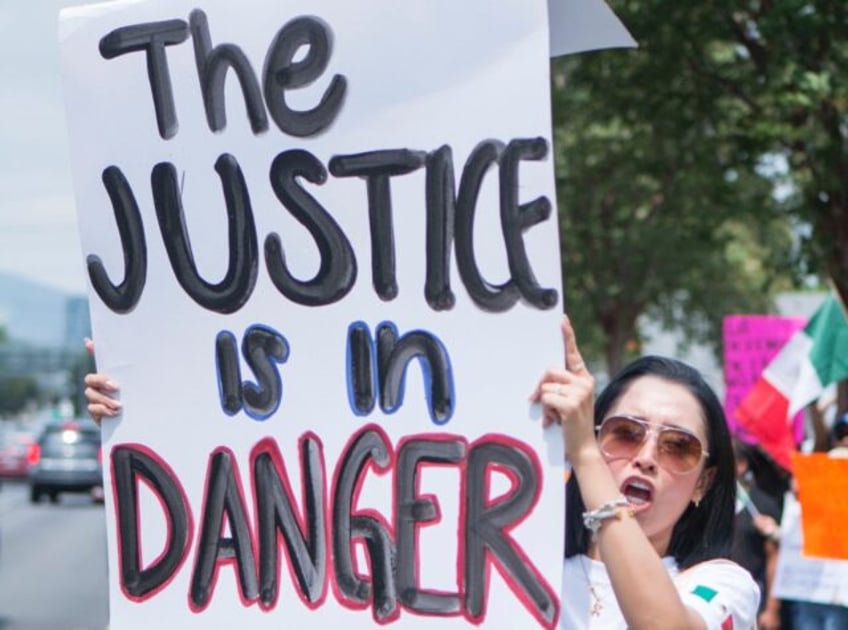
[
  {"xmin": 83, "ymin": 338, "xmax": 121, "ymax": 426},
  {"xmin": 530, "ymin": 316, "xmax": 597, "ymax": 461}
]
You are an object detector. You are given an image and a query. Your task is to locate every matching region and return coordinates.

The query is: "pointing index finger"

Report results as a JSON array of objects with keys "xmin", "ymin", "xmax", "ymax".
[{"xmin": 561, "ymin": 315, "xmax": 587, "ymax": 374}]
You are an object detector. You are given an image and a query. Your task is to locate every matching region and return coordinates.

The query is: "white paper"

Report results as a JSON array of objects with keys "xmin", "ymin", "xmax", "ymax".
[
  {"xmin": 60, "ymin": 0, "xmax": 569, "ymax": 627},
  {"xmin": 548, "ymin": 0, "xmax": 637, "ymax": 57}
]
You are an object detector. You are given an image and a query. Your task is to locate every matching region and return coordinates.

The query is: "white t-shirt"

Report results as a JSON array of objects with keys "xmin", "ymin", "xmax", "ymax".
[{"xmin": 561, "ymin": 554, "xmax": 760, "ymax": 629}]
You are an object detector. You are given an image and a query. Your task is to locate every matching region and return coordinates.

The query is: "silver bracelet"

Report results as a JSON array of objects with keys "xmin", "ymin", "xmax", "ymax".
[{"xmin": 582, "ymin": 497, "xmax": 633, "ymax": 541}]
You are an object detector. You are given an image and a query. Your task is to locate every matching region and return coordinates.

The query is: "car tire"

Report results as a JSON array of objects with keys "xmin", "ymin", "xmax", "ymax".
[
  {"xmin": 49, "ymin": 491, "xmax": 60, "ymax": 504},
  {"xmin": 30, "ymin": 486, "xmax": 42, "ymax": 504}
]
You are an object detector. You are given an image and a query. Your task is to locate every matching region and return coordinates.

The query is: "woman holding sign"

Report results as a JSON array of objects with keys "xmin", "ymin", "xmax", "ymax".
[
  {"xmin": 531, "ymin": 316, "xmax": 759, "ymax": 629},
  {"xmin": 86, "ymin": 317, "xmax": 759, "ymax": 628}
]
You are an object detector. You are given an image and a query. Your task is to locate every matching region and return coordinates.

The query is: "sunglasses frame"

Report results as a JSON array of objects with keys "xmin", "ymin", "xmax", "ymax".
[{"xmin": 595, "ymin": 414, "xmax": 710, "ymax": 474}]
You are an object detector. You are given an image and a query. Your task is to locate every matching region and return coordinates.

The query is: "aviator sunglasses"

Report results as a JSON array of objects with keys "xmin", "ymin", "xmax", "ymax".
[{"xmin": 596, "ymin": 415, "xmax": 709, "ymax": 474}]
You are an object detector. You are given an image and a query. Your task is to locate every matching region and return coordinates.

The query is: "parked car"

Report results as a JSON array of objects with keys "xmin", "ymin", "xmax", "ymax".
[
  {"xmin": 0, "ymin": 427, "xmax": 36, "ymax": 478},
  {"xmin": 27, "ymin": 420, "xmax": 103, "ymax": 504}
]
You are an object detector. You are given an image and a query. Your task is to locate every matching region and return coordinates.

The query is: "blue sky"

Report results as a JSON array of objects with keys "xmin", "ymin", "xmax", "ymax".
[{"xmin": 0, "ymin": 1, "xmax": 90, "ymax": 295}]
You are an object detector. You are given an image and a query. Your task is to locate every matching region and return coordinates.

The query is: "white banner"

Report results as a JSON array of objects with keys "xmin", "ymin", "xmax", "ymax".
[{"xmin": 58, "ymin": 0, "xmax": 630, "ymax": 627}]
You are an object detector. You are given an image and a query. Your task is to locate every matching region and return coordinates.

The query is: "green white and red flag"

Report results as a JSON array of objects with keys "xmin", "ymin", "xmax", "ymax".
[{"xmin": 735, "ymin": 293, "xmax": 848, "ymax": 472}]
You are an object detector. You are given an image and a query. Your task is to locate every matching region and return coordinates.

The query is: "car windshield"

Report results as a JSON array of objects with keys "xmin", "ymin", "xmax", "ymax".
[{"xmin": 40, "ymin": 427, "xmax": 100, "ymax": 458}]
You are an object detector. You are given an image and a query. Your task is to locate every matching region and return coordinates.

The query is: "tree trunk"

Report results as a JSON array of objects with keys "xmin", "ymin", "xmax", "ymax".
[{"xmin": 602, "ymin": 310, "xmax": 637, "ymax": 378}]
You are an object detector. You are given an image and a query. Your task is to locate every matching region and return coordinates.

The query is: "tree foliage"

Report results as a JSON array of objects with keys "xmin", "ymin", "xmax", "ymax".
[
  {"xmin": 0, "ymin": 376, "xmax": 41, "ymax": 418},
  {"xmin": 551, "ymin": 0, "xmax": 845, "ymax": 373},
  {"xmin": 702, "ymin": 0, "xmax": 848, "ymax": 303}
]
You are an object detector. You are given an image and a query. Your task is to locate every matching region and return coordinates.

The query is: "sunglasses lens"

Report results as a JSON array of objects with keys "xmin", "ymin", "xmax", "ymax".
[
  {"xmin": 657, "ymin": 430, "xmax": 703, "ymax": 473},
  {"xmin": 599, "ymin": 416, "xmax": 647, "ymax": 458},
  {"xmin": 598, "ymin": 416, "xmax": 705, "ymax": 473}
]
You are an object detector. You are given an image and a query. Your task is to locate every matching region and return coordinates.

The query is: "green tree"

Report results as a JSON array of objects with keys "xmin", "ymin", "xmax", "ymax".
[
  {"xmin": 695, "ymin": 0, "xmax": 848, "ymax": 305},
  {"xmin": 552, "ymin": 1, "xmax": 797, "ymax": 373},
  {"xmin": 0, "ymin": 376, "xmax": 41, "ymax": 417},
  {"xmin": 67, "ymin": 349, "xmax": 96, "ymax": 417},
  {"xmin": 695, "ymin": 0, "xmax": 848, "ymax": 412}
]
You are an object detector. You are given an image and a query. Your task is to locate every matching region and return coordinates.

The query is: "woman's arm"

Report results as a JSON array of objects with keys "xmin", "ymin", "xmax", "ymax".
[
  {"xmin": 578, "ymin": 454, "xmax": 706, "ymax": 629},
  {"xmin": 531, "ymin": 317, "xmax": 705, "ymax": 629}
]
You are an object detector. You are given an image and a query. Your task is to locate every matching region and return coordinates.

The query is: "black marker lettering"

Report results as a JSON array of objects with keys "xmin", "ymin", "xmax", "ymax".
[
  {"xmin": 99, "ymin": 20, "xmax": 189, "ymax": 139},
  {"xmin": 346, "ymin": 321, "xmax": 376, "ymax": 416},
  {"xmin": 266, "ymin": 149, "xmax": 357, "ymax": 306},
  {"xmin": 215, "ymin": 330, "xmax": 242, "ymax": 415},
  {"xmin": 189, "ymin": 9, "xmax": 268, "ymax": 135},
  {"xmin": 455, "ymin": 140, "xmax": 519, "ymax": 312},
  {"xmin": 87, "ymin": 166, "xmax": 147, "ymax": 314},
  {"xmin": 153, "ymin": 154, "xmax": 258, "ymax": 314},
  {"xmin": 376, "ymin": 323, "xmax": 454, "ymax": 425},
  {"xmin": 190, "ymin": 449, "xmax": 258, "ymax": 609},
  {"xmin": 329, "ymin": 150, "xmax": 427, "ymax": 301},
  {"xmin": 112, "ymin": 445, "xmax": 192, "ymax": 600},
  {"xmin": 333, "ymin": 428, "xmax": 398, "ymax": 622},
  {"xmin": 263, "ymin": 16, "xmax": 347, "ymax": 137},
  {"xmin": 253, "ymin": 435, "xmax": 327, "ymax": 607},
  {"xmin": 396, "ymin": 437, "xmax": 465, "ymax": 615},
  {"xmin": 464, "ymin": 439, "xmax": 556, "ymax": 626},
  {"xmin": 424, "ymin": 145, "xmax": 457, "ymax": 310},
  {"xmin": 499, "ymin": 138, "xmax": 557, "ymax": 309},
  {"xmin": 240, "ymin": 325, "xmax": 289, "ymax": 420}
]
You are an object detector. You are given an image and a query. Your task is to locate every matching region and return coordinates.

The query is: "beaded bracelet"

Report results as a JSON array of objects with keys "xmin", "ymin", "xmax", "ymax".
[{"xmin": 582, "ymin": 497, "xmax": 634, "ymax": 541}]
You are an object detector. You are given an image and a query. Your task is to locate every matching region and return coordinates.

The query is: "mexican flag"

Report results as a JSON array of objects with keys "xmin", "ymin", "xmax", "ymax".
[{"xmin": 736, "ymin": 293, "xmax": 848, "ymax": 472}]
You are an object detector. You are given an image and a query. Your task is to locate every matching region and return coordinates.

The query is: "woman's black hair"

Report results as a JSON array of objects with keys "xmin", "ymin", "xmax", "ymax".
[{"xmin": 564, "ymin": 355, "xmax": 736, "ymax": 569}]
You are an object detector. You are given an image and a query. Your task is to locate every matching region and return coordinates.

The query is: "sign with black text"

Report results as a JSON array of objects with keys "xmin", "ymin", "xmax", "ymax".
[{"xmin": 58, "ymin": 0, "xmax": 607, "ymax": 626}]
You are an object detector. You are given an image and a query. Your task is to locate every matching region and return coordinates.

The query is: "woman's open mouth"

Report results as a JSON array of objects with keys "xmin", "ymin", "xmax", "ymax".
[{"xmin": 621, "ymin": 478, "xmax": 654, "ymax": 508}]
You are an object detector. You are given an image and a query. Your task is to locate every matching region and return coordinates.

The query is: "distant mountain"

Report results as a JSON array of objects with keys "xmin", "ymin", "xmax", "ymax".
[{"xmin": 0, "ymin": 272, "xmax": 89, "ymax": 349}]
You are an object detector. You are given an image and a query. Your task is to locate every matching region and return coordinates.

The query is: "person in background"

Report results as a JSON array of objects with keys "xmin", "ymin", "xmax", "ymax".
[
  {"xmin": 787, "ymin": 412, "xmax": 848, "ymax": 629},
  {"xmin": 828, "ymin": 412, "xmax": 848, "ymax": 458},
  {"xmin": 731, "ymin": 440, "xmax": 783, "ymax": 629}
]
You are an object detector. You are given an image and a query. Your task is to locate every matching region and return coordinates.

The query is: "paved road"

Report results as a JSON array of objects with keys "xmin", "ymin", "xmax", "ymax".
[{"xmin": 0, "ymin": 480, "xmax": 109, "ymax": 630}]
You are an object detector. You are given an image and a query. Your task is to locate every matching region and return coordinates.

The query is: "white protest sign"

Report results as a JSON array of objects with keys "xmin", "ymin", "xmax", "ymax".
[
  {"xmin": 773, "ymin": 493, "xmax": 848, "ymax": 606},
  {"xmin": 58, "ymin": 0, "xmax": 599, "ymax": 627}
]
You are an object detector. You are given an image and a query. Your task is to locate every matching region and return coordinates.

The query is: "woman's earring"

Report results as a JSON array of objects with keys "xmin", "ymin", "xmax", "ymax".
[{"xmin": 693, "ymin": 497, "xmax": 701, "ymax": 508}]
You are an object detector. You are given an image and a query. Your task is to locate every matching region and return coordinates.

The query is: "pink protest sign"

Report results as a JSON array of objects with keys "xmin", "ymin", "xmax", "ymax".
[{"xmin": 723, "ymin": 314, "xmax": 806, "ymax": 441}]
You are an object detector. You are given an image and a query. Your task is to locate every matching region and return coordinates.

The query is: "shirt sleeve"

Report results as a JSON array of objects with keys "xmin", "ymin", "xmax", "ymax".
[{"xmin": 675, "ymin": 560, "xmax": 760, "ymax": 630}]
